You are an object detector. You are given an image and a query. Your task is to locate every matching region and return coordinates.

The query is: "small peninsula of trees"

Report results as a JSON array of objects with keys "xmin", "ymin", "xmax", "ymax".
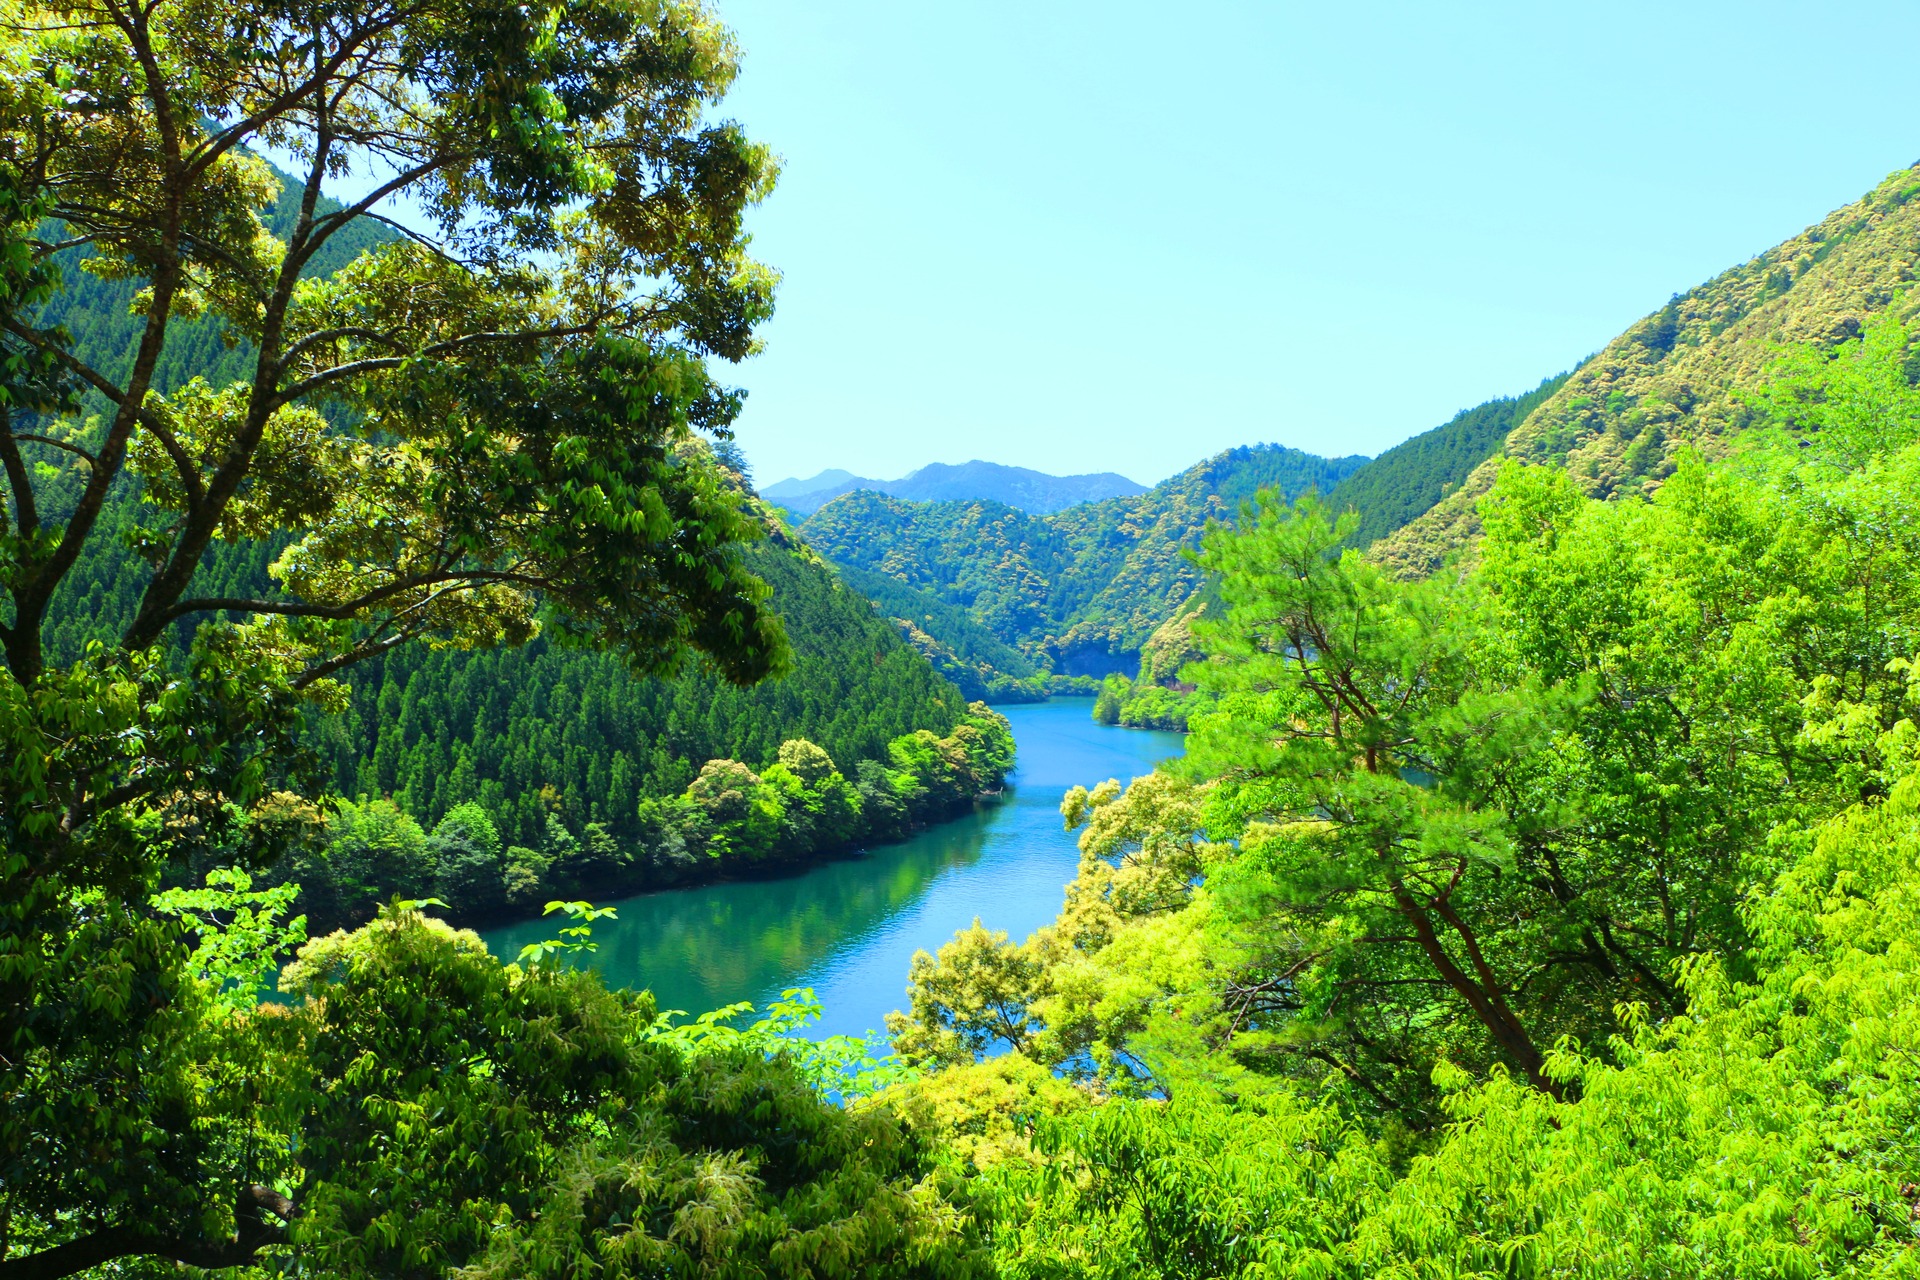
[{"xmin": 277, "ymin": 704, "xmax": 1014, "ymax": 932}]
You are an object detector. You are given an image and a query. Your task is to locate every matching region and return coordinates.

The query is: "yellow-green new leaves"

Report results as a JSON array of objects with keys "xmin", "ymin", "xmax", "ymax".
[{"xmin": 277, "ymin": 907, "xmax": 992, "ymax": 1280}]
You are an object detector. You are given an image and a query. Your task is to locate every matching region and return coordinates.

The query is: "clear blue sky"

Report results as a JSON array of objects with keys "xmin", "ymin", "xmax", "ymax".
[{"xmin": 712, "ymin": 0, "xmax": 1920, "ymax": 488}]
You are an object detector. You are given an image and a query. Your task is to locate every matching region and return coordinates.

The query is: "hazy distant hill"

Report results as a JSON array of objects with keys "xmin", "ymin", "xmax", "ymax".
[{"xmin": 765, "ymin": 460, "xmax": 1147, "ymax": 515}]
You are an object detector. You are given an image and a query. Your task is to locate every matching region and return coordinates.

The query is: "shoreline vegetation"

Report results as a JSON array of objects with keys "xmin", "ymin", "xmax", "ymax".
[{"xmin": 245, "ymin": 702, "xmax": 1017, "ymax": 935}]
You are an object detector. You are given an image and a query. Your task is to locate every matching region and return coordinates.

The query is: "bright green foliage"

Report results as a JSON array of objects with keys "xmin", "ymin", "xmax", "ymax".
[
  {"xmin": 979, "ymin": 701, "xmax": 1920, "ymax": 1276},
  {"xmin": 0, "ymin": 0, "xmax": 813, "ymax": 1267},
  {"xmin": 272, "ymin": 906, "xmax": 990, "ymax": 1279},
  {"xmin": 152, "ymin": 868, "xmax": 308, "ymax": 1010},
  {"xmin": 1748, "ymin": 310, "xmax": 1920, "ymax": 469},
  {"xmin": 984, "ymin": 1093, "xmax": 1383, "ymax": 1279},
  {"xmin": 514, "ymin": 898, "xmax": 618, "ymax": 967},
  {"xmin": 642, "ymin": 986, "xmax": 917, "ymax": 1100},
  {"xmin": 1184, "ymin": 492, "xmax": 1582, "ymax": 1100},
  {"xmin": 924, "ymin": 322, "xmax": 1920, "ymax": 1277}
]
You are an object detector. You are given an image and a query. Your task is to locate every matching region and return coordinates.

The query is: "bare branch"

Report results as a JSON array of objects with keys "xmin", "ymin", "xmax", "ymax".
[{"xmin": 8, "ymin": 433, "xmax": 99, "ymax": 466}]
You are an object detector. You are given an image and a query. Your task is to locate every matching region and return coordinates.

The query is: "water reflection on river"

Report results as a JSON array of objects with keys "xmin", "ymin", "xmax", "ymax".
[{"xmin": 482, "ymin": 700, "xmax": 1183, "ymax": 1041}]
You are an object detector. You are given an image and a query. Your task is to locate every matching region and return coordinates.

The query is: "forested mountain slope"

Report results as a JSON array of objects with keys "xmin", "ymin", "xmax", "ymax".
[
  {"xmin": 802, "ymin": 381, "xmax": 1586, "ymax": 680},
  {"xmin": 1325, "ymin": 371, "xmax": 1571, "ymax": 549},
  {"xmin": 315, "ymin": 535, "xmax": 973, "ymax": 852},
  {"xmin": 1378, "ymin": 162, "xmax": 1920, "ymax": 574},
  {"xmin": 831, "ymin": 561, "xmax": 1051, "ymax": 701},
  {"xmin": 802, "ymin": 444, "xmax": 1363, "ymax": 674}
]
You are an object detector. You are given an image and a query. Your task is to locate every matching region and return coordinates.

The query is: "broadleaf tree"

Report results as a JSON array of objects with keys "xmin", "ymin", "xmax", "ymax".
[{"xmin": 0, "ymin": 0, "xmax": 809, "ymax": 1271}]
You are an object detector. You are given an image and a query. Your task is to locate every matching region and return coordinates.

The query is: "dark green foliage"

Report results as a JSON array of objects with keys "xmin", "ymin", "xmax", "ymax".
[
  {"xmin": 1324, "ymin": 371, "xmax": 1572, "ymax": 549},
  {"xmin": 429, "ymin": 803, "xmax": 505, "ymax": 916},
  {"xmin": 287, "ymin": 799, "xmax": 433, "ymax": 929},
  {"xmin": 317, "ymin": 543, "xmax": 971, "ymax": 855},
  {"xmin": 834, "ymin": 561, "xmax": 1048, "ymax": 702}
]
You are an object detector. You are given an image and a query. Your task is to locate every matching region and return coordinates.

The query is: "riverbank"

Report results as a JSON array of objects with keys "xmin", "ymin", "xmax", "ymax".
[
  {"xmin": 266, "ymin": 703, "xmax": 1017, "ymax": 936},
  {"xmin": 483, "ymin": 700, "xmax": 1183, "ymax": 1040}
]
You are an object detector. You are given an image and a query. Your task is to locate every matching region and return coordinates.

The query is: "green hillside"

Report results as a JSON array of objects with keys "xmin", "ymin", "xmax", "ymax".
[
  {"xmin": 1325, "ymin": 372, "xmax": 1572, "ymax": 549},
  {"xmin": 1379, "ymin": 162, "xmax": 1920, "ymax": 574},
  {"xmin": 831, "ymin": 561, "xmax": 1050, "ymax": 701},
  {"xmin": 313, "ymin": 537, "xmax": 974, "ymax": 852},
  {"xmin": 800, "ymin": 381, "xmax": 1593, "ymax": 683},
  {"xmin": 802, "ymin": 444, "xmax": 1364, "ymax": 674}
]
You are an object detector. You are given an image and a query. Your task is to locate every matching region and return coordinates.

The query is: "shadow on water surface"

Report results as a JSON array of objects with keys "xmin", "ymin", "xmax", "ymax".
[{"xmin": 482, "ymin": 700, "xmax": 1183, "ymax": 1041}]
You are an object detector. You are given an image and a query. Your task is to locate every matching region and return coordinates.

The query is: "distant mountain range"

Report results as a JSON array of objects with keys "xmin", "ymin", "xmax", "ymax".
[
  {"xmin": 763, "ymin": 460, "xmax": 1148, "ymax": 515},
  {"xmin": 801, "ymin": 445, "xmax": 1368, "ymax": 677}
]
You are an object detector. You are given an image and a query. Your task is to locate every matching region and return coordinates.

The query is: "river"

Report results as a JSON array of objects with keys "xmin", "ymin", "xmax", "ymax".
[{"xmin": 482, "ymin": 699, "xmax": 1184, "ymax": 1042}]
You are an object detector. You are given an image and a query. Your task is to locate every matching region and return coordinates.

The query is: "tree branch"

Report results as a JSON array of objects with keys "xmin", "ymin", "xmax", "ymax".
[
  {"xmin": 182, "ymin": 8, "xmax": 410, "ymax": 184},
  {"xmin": 273, "ymin": 321, "xmax": 603, "ymax": 403},
  {"xmin": 9, "ymin": 433, "xmax": 98, "ymax": 466},
  {"xmin": 0, "ymin": 405, "xmax": 39, "ymax": 536},
  {"xmin": 0, "ymin": 318, "xmax": 204, "ymax": 506},
  {"xmin": 0, "ymin": 1185, "xmax": 290, "ymax": 1280},
  {"xmin": 156, "ymin": 566, "xmax": 548, "ymax": 629}
]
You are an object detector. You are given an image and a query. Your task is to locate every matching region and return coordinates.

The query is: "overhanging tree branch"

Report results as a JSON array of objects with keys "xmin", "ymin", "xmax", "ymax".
[{"xmin": 0, "ymin": 1185, "xmax": 291, "ymax": 1280}]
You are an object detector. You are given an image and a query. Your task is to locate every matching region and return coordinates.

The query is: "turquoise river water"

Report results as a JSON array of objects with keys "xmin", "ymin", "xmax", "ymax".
[{"xmin": 482, "ymin": 700, "xmax": 1183, "ymax": 1042}]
